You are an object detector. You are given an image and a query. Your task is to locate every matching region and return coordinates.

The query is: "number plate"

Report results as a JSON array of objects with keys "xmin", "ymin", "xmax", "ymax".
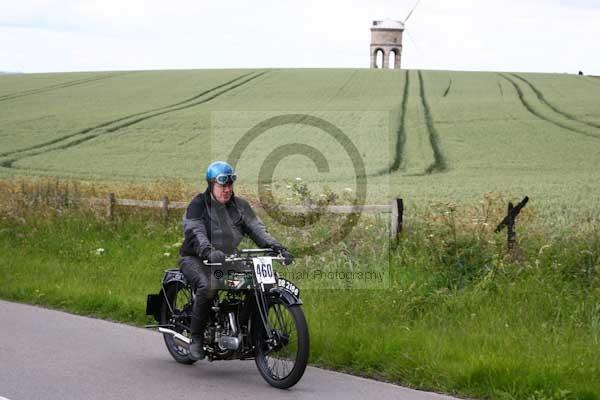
[
  {"xmin": 278, "ymin": 278, "xmax": 300, "ymax": 298},
  {"xmin": 252, "ymin": 257, "xmax": 276, "ymax": 284}
]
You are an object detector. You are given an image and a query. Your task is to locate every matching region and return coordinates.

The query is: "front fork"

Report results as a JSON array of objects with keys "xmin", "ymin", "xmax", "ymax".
[{"xmin": 253, "ymin": 285, "xmax": 287, "ymax": 351}]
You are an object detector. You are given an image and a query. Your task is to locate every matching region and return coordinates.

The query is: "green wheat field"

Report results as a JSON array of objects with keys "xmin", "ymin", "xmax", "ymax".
[{"xmin": 1, "ymin": 69, "xmax": 599, "ymax": 215}]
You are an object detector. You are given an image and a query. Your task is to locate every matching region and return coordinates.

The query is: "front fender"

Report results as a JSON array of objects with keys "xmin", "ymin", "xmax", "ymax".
[{"xmin": 268, "ymin": 286, "xmax": 303, "ymax": 306}]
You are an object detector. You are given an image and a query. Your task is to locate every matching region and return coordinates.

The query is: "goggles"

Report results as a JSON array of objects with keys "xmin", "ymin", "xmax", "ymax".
[{"xmin": 214, "ymin": 173, "xmax": 237, "ymax": 185}]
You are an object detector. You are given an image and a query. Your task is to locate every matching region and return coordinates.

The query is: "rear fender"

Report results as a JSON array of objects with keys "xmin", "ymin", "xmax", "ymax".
[
  {"xmin": 162, "ymin": 269, "xmax": 188, "ymax": 286},
  {"xmin": 146, "ymin": 269, "xmax": 189, "ymax": 322}
]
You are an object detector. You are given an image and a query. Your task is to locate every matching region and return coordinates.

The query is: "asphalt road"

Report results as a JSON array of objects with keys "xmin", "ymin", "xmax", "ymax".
[{"xmin": 0, "ymin": 300, "xmax": 461, "ymax": 400}]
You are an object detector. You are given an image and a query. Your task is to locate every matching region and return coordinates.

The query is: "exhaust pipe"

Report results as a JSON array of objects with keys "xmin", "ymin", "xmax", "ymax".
[{"xmin": 159, "ymin": 328, "xmax": 191, "ymax": 348}]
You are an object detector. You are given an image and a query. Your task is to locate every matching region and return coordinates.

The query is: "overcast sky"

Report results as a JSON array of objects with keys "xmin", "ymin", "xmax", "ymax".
[{"xmin": 1, "ymin": 0, "xmax": 599, "ymax": 74}]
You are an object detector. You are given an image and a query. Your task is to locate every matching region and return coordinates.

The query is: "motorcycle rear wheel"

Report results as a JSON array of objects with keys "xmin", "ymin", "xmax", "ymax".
[{"xmin": 160, "ymin": 283, "xmax": 196, "ymax": 365}]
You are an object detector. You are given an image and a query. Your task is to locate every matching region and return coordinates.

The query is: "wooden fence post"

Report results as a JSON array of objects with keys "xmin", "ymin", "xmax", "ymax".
[
  {"xmin": 391, "ymin": 198, "xmax": 404, "ymax": 239},
  {"xmin": 506, "ymin": 202, "xmax": 516, "ymax": 251},
  {"xmin": 495, "ymin": 196, "xmax": 529, "ymax": 254},
  {"xmin": 161, "ymin": 196, "xmax": 169, "ymax": 222},
  {"xmin": 107, "ymin": 193, "xmax": 115, "ymax": 220}
]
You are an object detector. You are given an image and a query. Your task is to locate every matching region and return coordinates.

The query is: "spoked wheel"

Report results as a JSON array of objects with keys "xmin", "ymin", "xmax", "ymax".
[
  {"xmin": 254, "ymin": 301, "xmax": 309, "ymax": 389},
  {"xmin": 160, "ymin": 283, "xmax": 196, "ymax": 365}
]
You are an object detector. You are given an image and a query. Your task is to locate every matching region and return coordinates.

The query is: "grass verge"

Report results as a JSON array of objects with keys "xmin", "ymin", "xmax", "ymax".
[{"xmin": 0, "ymin": 183, "xmax": 599, "ymax": 400}]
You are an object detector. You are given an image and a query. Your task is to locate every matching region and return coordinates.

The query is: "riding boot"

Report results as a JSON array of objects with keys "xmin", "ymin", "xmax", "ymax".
[{"xmin": 189, "ymin": 297, "xmax": 210, "ymax": 360}]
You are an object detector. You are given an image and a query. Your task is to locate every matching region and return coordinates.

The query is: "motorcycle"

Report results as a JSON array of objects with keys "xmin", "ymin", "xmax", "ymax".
[{"xmin": 145, "ymin": 248, "xmax": 309, "ymax": 389}]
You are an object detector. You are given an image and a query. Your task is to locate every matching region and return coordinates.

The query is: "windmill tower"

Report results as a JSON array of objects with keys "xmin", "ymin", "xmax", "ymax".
[
  {"xmin": 369, "ymin": 1, "xmax": 420, "ymax": 69},
  {"xmin": 370, "ymin": 19, "xmax": 405, "ymax": 69}
]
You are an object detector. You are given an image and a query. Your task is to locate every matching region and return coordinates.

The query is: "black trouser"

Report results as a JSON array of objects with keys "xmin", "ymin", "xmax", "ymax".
[{"xmin": 179, "ymin": 256, "xmax": 217, "ymax": 338}]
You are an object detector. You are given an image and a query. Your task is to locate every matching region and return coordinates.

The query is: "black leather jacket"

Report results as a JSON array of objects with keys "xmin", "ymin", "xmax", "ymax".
[{"xmin": 179, "ymin": 188, "xmax": 283, "ymax": 259}]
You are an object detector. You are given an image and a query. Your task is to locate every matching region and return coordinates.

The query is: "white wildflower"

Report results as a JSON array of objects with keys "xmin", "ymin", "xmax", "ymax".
[
  {"xmin": 295, "ymin": 177, "xmax": 302, "ymax": 181},
  {"xmin": 95, "ymin": 248, "xmax": 105, "ymax": 255},
  {"xmin": 163, "ymin": 252, "xmax": 171, "ymax": 257},
  {"xmin": 344, "ymin": 187, "xmax": 352, "ymax": 192}
]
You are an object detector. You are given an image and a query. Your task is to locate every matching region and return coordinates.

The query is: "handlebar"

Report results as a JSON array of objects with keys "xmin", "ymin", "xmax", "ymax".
[
  {"xmin": 239, "ymin": 248, "xmax": 275, "ymax": 254},
  {"xmin": 203, "ymin": 248, "xmax": 285, "ymax": 266}
]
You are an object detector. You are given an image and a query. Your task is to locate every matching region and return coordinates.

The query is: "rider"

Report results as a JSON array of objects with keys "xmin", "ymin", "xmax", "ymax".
[{"xmin": 179, "ymin": 161, "xmax": 294, "ymax": 361}]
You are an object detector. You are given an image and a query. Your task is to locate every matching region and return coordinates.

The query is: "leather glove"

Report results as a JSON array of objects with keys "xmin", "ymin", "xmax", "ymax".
[
  {"xmin": 208, "ymin": 249, "xmax": 226, "ymax": 264},
  {"xmin": 278, "ymin": 247, "xmax": 294, "ymax": 266}
]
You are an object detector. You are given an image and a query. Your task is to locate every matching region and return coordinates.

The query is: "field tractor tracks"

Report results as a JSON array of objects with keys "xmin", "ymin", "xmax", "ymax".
[
  {"xmin": 0, "ymin": 71, "xmax": 268, "ymax": 169},
  {"xmin": 374, "ymin": 70, "xmax": 448, "ymax": 176},
  {"xmin": 1, "ymin": 72, "xmax": 258, "ymax": 158},
  {"xmin": 140, "ymin": 71, "xmax": 255, "ymax": 111},
  {"xmin": 374, "ymin": 69, "xmax": 409, "ymax": 176},
  {"xmin": 443, "ymin": 75, "xmax": 452, "ymax": 97},
  {"xmin": 499, "ymin": 73, "xmax": 600, "ymax": 140},
  {"xmin": 104, "ymin": 71, "xmax": 267, "ymax": 133},
  {"xmin": 419, "ymin": 70, "xmax": 448, "ymax": 173},
  {"xmin": 0, "ymin": 72, "xmax": 131, "ymax": 102},
  {"xmin": 331, "ymin": 70, "xmax": 358, "ymax": 99},
  {"xmin": 512, "ymin": 74, "xmax": 600, "ymax": 130},
  {"xmin": 390, "ymin": 69, "xmax": 410, "ymax": 173}
]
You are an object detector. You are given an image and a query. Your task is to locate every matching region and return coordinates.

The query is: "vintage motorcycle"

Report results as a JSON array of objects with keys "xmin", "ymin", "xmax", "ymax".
[{"xmin": 146, "ymin": 248, "xmax": 309, "ymax": 389}]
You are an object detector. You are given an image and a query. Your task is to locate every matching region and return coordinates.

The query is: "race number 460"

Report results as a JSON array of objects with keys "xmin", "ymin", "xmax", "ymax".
[{"xmin": 253, "ymin": 257, "xmax": 276, "ymax": 284}]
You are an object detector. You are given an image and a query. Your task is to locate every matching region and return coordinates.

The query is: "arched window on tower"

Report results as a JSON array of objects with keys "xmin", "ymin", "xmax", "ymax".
[
  {"xmin": 375, "ymin": 49, "xmax": 384, "ymax": 69},
  {"xmin": 389, "ymin": 49, "xmax": 397, "ymax": 69}
]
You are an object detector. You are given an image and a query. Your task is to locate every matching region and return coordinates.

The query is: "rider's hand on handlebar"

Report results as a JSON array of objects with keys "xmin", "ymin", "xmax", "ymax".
[
  {"xmin": 208, "ymin": 249, "xmax": 226, "ymax": 264},
  {"xmin": 279, "ymin": 248, "xmax": 294, "ymax": 266}
]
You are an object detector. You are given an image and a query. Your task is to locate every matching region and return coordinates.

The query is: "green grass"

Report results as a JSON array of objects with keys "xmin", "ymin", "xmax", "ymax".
[
  {"xmin": 1, "ymin": 203, "xmax": 598, "ymax": 399},
  {"xmin": 1, "ymin": 68, "xmax": 599, "ymax": 218}
]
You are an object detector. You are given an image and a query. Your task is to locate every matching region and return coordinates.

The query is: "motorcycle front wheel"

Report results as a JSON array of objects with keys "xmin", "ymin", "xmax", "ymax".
[{"xmin": 253, "ymin": 301, "xmax": 309, "ymax": 389}]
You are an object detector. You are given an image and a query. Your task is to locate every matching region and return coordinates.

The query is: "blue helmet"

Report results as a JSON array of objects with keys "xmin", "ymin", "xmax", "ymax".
[{"xmin": 206, "ymin": 161, "xmax": 237, "ymax": 184}]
